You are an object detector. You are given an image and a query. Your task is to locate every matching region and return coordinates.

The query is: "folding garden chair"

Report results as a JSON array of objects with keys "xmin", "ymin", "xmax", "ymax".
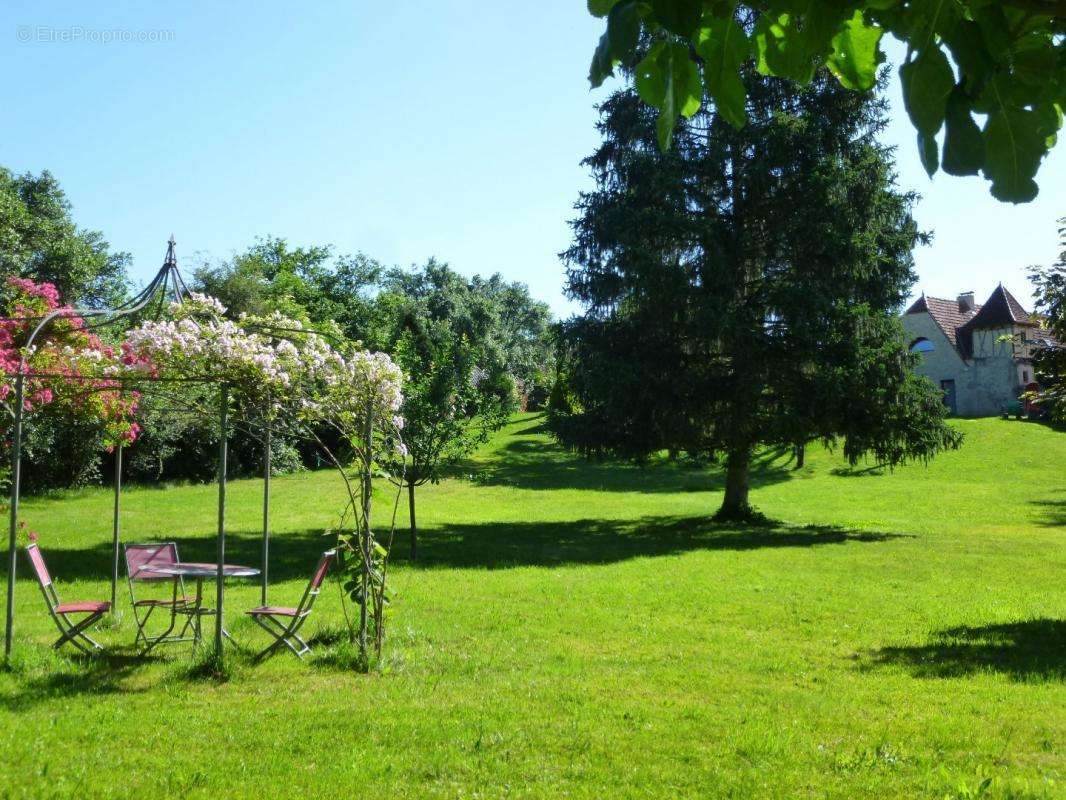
[
  {"xmin": 25, "ymin": 542, "xmax": 110, "ymax": 655},
  {"xmin": 246, "ymin": 549, "xmax": 335, "ymax": 661},
  {"xmin": 124, "ymin": 542, "xmax": 203, "ymax": 651}
]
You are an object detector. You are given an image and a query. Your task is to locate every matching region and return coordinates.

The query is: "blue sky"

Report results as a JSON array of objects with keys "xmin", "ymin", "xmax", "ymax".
[{"xmin": 2, "ymin": 1, "xmax": 1062, "ymax": 317}]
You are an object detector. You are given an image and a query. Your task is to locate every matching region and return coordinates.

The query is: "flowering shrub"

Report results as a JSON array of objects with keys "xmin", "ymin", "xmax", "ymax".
[
  {"xmin": 0, "ymin": 277, "xmax": 141, "ymax": 450},
  {"xmin": 125, "ymin": 299, "xmax": 404, "ymax": 428}
]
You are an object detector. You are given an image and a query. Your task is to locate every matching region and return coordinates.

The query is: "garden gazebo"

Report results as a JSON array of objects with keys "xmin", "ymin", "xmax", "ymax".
[{"xmin": 3, "ymin": 237, "xmax": 277, "ymax": 664}]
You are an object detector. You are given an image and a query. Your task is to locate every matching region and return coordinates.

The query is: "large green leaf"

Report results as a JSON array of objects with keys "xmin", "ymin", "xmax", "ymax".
[
  {"xmin": 651, "ymin": 0, "xmax": 703, "ymax": 38},
  {"xmin": 917, "ymin": 131, "xmax": 939, "ymax": 177},
  {"xmin": 899, "ymin": 45, "xmax": 954, "ymax": 136},
  {"xmin": 942, "ymin": 88, "xmax": 985, "ymax": 176},
  {"xmin": 1034, "ymin": 101, "xmax": 1063, "ymax": 150},
  {"xmin": 607, "ymin": 0, "xmax": 641, "ymax": 59},
  {"xmin": 801, "ymin": 2, "xmax": 853, "ymax": 59},
  {"xmin": 589, "ymin": 30, "xmax": 614, "ymax": 88},
  {"xmin": 695, "ymin": 16, "xmax": 751, "ymax": 129},
  {"xmin": 827, "ymin": 11, "xmax": 884, "ymax": 91},
  {"xmin": 941, "ymin": 20, "xmax": 993, "ymax": 91},
  {"xmin": 972, "ymin": 3, "xmax": 1012, "ymax": 60},
  {"xmin": 1012, "ymin": 32, "xmax": 1060, "ymax": 106},
  {"xmin": 901, "ymin": 0, "xmax": 961, "ymax": 45},
  {"xmin": 588, "ymin": 0, "xmax": 622, "ymax": 18},
  {"xmin": 754, "ymin": 12, "xmax": 815, "ymax": 84},
  {"xmin": 590, "ymin": 1, "xmax": 642, "ymax": 88},
  {"xmin": 635, "ymin": 41, "xmax": 702, "ymax": 150},
  {"xmin": 983, "ymin": 106, "xmax": 1045, "ymax": 203}
]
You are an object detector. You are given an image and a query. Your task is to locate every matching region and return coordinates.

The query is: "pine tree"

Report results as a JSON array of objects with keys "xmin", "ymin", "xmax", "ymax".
[{"xmin": 557, "ymin": 53, "xmax": 960, "ymax": 519}]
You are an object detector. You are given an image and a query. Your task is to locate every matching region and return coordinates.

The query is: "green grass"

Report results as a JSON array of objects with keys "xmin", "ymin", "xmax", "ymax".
[{"xmin": 0, "ymin": 413, "xmax": 1063, "ymax": 799}]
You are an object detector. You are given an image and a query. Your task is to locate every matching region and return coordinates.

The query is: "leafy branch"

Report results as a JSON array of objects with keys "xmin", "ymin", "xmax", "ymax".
[{"xmin": 587, "ymin": 0, "xmax": 1065, "ymax": 203}]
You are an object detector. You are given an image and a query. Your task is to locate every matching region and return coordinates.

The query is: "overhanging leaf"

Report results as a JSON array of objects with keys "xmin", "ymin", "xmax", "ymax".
[
  {"xmin": 607, "ymin": 1, "xmax": 641, "ymax": 62},
  {"xmin": 589, "ymin": 30, "xmax": 615, "ymax": 88},
  {"xmin": 802, "ymin": 2, "xmax": 853, "ymax": 60},
  {"xmin": 899, "ymin": 45, "xmax": 954, "ymax": 136},
  {"xmin": 827, "ymin": 11, "xmax": 884, "ymax": 91},
  {"xmin": 754, "ymin": 13, "xmax": 815, "ymax": 85},
  {"xmin": 983, "ymin": 106, "xmax": 1045, "ymax": 203},
  {"xmin": 1034, "ymin": 102, "xmax": 1063, "ymax": 149},
  {"xmin": 651, "ymin": 0, "xmax": 703, "ymax": 38},
  {"xmin": 901, "ymin": 0, "xmax": 961, "ymax": 45},
  {"xmin": 695, "ymin": 16, "xmax": 751, "ymax": 129},
  {"xmin": 917, "ymin": 131, "xmax": 939, "ymax": 177},
  {"xmin": 636, "ymin": 41, "xmax": 702, "ymax": 150},
  {"xmin": 942, "ymin": 88, "xmax": 985, "ymax": 176},
  {"xmin": 635, "ymin": 42, "xmax": 669, "ymax": 107},
  {"xmin": 588, "ymin": 0, "xmax": 621, "ymax": 18},
  {"xmin": 942, "ymin": 20, "xmax": 993, "ymax": 91}
]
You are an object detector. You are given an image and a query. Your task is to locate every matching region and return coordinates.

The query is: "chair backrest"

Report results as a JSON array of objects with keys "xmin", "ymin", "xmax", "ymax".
[
  {"xmin": 310, "ymin": 550, "xmax": 336, "ymax": 591},
  {"xmin": 298, "ymin": 550, "xmax": 336, "ymax": 614},
  {"xmin": 25, "ymin": 543, "xmax": 52, "ymax": 588},
  {"xmin": 125, "ymin": 542, "xmax": 179, "ymax": 581},
  {"xmin": 25, "ymin": 543, "xmax": 61, "ymax": 611}
]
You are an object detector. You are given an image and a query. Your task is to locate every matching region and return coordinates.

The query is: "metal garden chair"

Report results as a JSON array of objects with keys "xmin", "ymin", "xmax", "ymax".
[
  {"xmin": 25, "ymin": 542, "xmax": 110, "ymax": 655},
  {"xmin": 124, "ymin": 542, "xmax": 202, "ymax": 651},
  {"xmin": 245, "ymin": 549, "xmax": 335, "ymax": 661}
]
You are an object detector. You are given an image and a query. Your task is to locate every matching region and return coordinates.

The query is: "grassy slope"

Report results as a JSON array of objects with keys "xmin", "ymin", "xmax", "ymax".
[{"xmin": 0, "ymin": 414, "xmax": 1063, "ymax": 799}]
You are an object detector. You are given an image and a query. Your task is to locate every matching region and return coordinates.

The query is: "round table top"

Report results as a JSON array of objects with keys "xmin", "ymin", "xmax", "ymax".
[{"xmin": 140, "ymin": 562, "xmax": 260, "ymax": 579}]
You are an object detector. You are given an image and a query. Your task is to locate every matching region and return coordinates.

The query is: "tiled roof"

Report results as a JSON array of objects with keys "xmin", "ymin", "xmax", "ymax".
[
  {"xmin": 957, "ymin": 285, "xmax": 1034, "ymax": 357},
  {"xmin": 960, "ymin": 284, "xmax": 1031, "ymax": 329},
  {"xmin": 905, "ymin": 285, "xmax": 1057, "ymax": 359},
  {"xmin": 904, "ymin": 294, "xmax": 980, "ymax": 346}
]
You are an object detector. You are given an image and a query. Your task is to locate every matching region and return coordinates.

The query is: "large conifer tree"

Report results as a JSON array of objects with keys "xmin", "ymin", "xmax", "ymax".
[{"xmin": 556, "ymin": 44, "xmax": 960, "ymax": 519}]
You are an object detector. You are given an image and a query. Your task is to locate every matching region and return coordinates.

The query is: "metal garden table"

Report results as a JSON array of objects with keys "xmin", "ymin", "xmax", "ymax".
[{"xmin": 140, "ymin": 563, "xmax": 259, "ymax": 646}]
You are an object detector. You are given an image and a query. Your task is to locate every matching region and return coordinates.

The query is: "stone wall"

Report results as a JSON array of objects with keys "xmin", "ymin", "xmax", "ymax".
[{"xmin": 900, "ymin": 314, "xmax": 1022, "ymax": 417}]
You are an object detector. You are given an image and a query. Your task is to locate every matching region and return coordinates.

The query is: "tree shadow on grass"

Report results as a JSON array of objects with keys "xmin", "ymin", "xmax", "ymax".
[
  {"xmin": 0, "ymin": 650, "xmax": 155, "ymax": 711},
  {"xmin": 458, "ymin": 414, "xmax": 798, "ymax": 495},
  {"xmin": 21, "ymin": 515, "xmax": 907, "ymax": 582},
  {"xmin": 1031, "ymin": 495, "xmax": 1066, "ymax": 527},
  {"xmin": 403, "ymin": 515, "xmax": 908, "ymax": 570},
  {"xmin": 863, "ymin": 619, "xmax": 1066, "ymax": 681},
  {"xmin": 830, "ymin": 465, "xmax": 887, "ymax": 478}
]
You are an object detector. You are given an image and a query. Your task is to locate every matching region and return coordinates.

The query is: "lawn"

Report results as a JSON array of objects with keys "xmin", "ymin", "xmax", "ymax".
[{"xmin": 0, "ymin": 413, "xmax": 1063, "ymax": 799}]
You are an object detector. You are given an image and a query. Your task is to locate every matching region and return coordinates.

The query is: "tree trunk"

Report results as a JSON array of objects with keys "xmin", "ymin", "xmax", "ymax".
[
  {"xmin": 794, "ymin": 443, "xmax": 805, "ymax": 469},
  {"xmin": 408, "ymin": 480, "xmax": 418, "ymax": 561},
  {"xmin": 717, "ymin": 448, "xmax": 752, "ymax": 520}
]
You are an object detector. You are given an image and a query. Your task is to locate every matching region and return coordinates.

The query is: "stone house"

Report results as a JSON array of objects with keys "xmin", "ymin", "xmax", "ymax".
[{"xmin": 900, "ymin": 284, "xmax": 1056, "ymax": 417}]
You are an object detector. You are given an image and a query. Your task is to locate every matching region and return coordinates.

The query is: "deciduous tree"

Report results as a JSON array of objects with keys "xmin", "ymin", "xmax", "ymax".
[{"xmin": 1028, "ymin": 218, "xmax": 1066, "ymax": 420}]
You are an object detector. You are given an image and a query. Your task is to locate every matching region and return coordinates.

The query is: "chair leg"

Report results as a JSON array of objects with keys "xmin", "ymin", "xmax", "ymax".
[
  {"xmin": 250, "ymin": 615, "xmax": 309, "ymax": 661},
  {"xmin": 79, "ymin": 631, "xmax": 104, "ymax": 650},
  {"xmin": 53, "ymin": 612, "xmax": 106, "ymax": 654},
  {"xmin": 54, "ymin": 629, "xmax": 93, "ymax": 655},
  {"xmin": 132, "ymin": 603, "xmax": 158, "ymax": 649},
  {"xmin": 175, "ymin": 605, "xmax": 196, "ymax": 639},
  {"xmin": 250, "ymin": 616, "xmax": 282, "ymax": 661}
]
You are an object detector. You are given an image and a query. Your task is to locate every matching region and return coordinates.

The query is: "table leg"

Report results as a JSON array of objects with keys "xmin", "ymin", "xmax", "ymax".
[{"xmin": 193, "ymin": 578, "xmax": 204, "ymax": 646}]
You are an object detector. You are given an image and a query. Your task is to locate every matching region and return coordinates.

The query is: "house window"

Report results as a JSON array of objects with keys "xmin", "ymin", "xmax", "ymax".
[
  {"xmin": 1022, "ymin": 370, "xmax": 1029, "ymax": 383},
  {"xmin": 909, "ymin": 337, "xmax": 934, "ymax": 354}
]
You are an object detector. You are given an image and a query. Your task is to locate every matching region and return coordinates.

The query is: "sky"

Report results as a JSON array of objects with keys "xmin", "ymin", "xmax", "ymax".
[{"xmin": 1, "ymin": 2, "xmax": 1063, "ymax": 318}]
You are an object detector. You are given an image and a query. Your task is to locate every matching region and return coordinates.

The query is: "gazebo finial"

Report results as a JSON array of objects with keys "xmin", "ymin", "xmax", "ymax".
[{"xmin": 164, "ymin": 234, "xmax": 177, "ymax": 269}]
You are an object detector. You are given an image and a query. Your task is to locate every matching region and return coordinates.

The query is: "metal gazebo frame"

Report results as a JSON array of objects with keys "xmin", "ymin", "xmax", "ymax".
[{"xmin": 3, "ymin": 237, "xmax": 276, "ymax": 665}]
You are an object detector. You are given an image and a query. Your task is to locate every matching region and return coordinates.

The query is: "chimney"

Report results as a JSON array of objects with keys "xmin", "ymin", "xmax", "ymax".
[{"xmin": 957, "ymin": 291, "xmax": 976, "ymax": 312}]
